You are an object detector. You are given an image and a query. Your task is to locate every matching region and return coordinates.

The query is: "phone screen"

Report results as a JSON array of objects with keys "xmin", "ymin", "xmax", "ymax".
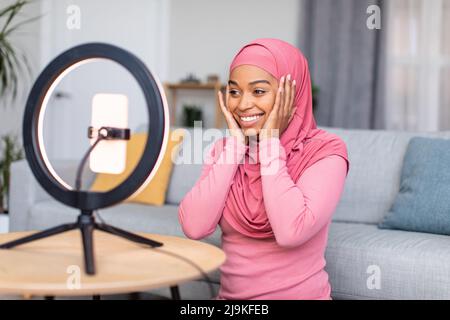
[{"xmin": 89, "ymin": 93, "xmax": 128, "ymax": 174}]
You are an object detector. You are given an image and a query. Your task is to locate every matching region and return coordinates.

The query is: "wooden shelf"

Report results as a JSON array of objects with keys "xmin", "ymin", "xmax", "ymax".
[{"xmin": 163, "ymin": 81, "xmax": 226, "ymax": 128}]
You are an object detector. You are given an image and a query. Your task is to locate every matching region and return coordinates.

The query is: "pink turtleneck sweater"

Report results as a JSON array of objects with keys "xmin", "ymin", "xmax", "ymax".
[{"xmin": 178, "ymin": 136, "xmax": 347, "ymax": 300}]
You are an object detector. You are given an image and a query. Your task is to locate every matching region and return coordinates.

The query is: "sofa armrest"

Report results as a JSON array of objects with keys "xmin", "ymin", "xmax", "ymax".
[
  {"xmin": 9, "ymin": 159, "xmax": 96, "ymax": 231},
  {"xmin": 9, "ymin": 159, "xmax": 52, "ymax": 231}
]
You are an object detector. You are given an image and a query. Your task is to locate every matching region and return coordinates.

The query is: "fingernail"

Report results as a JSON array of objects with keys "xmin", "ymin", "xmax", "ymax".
[
  {"xmin": 293, "ymin": 80, "xmax": 296, "ymax": 86},
  {"xmin": 287, "ymin": 74, "xmax": 291, "ymax": 81},
  {"xmin": 280, "ymin": 76, "xmax": 285, "ymax": 82}
]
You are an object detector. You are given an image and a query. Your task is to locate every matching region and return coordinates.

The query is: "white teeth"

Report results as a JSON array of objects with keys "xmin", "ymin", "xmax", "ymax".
[{"xmin": 240, "ymin": 114, "xmax": 263, "ymax": 122}]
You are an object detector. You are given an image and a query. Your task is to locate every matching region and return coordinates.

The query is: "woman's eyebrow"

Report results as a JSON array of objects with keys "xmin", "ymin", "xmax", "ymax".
[{"xmin": 228, "ymin": 79, "xmax": 271, "ymax": 86}]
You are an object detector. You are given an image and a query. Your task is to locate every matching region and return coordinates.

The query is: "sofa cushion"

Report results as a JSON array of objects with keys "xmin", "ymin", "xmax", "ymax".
[
  {"xmin": 166, "ymin": 127, "xmax": 226, "ymax": 204},
  {"xmin": 326, "ymin": 222, "xmax": 450, "ymax": 299},
  {"xmin": 90, "ymin": 130, "xmax": 184, "ymax": 206},
  {"xmin": 321, "ymin": 127, "xmax": 450, "ymax": 224},
  {"xmin": 379, "ymin": 137, "xmax": 450, "ymax": 235}
]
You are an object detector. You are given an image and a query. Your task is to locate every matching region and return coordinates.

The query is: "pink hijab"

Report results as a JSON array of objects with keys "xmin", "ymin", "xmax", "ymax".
[{"xmin": 221, "ymin": 38, "xmax": 349, "ymax": 239}]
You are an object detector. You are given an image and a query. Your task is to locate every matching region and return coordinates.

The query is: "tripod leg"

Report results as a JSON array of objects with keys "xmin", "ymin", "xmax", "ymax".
[
  {"xmin": 129, "ymin": 292, "xmax": 140, "ymax": 300},
  {"xmin": 0, "ymin": 223, "xmax": 78, "ymax": 249},
  {"xmin": 170, "ymin": 286, "xmax": 181, "ymax": 300},
  {"xmin": 80, "ymin": 223, "xmax": 95, "ymax": 275},
  {"xmin": 95, "ymin": 223, "xmax": 163, "ymax": 248}
]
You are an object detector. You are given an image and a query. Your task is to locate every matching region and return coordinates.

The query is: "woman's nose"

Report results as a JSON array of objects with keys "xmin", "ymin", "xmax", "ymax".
[{"xmin": 237, "ymin": 93, "xmax": 254, "ymax": 110}]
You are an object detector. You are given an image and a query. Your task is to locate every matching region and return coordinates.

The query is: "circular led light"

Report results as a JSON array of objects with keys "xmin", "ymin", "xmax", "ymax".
[{"xmin": 23, "ymin": 43, "xmax": 170, "ymax": 210}]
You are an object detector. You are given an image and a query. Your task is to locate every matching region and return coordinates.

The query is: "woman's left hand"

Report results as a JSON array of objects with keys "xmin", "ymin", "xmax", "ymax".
[{"xmin": 259, "ymin": 74, "xmax": 297, "ymax": 141}]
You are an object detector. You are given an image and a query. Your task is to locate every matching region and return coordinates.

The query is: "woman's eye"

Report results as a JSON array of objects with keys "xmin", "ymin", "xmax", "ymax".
[{"xmin": 228, "ymin": 89, "xmax": 265, "ymax": 96}]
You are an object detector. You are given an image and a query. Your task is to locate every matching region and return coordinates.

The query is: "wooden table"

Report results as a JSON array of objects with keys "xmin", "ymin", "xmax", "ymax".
[{"xmin": 0, "ymin": 230, "xmax": 225, "ymax": 299}]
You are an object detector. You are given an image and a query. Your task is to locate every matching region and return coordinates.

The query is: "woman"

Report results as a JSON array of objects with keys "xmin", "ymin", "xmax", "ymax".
[{"xmin": 178, "ymin": 38, "xmax": 349, "ymax": 300}]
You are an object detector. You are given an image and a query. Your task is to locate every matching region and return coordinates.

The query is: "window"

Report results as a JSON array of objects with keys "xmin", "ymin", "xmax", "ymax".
[{"xmin": 385, "ymin": 0, "xmax": 450, "ymax": 131}]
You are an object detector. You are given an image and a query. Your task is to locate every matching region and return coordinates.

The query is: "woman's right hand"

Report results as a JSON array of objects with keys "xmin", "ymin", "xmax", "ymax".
[{"xmin": 218, "ymin": 87, "xmax": 246, "ymax": 145}]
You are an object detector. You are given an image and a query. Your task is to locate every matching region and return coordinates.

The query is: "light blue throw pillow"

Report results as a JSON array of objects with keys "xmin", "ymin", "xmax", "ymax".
[{"xmin": 378, "ymin": 136, "xmax": 450, "ymax": 235}]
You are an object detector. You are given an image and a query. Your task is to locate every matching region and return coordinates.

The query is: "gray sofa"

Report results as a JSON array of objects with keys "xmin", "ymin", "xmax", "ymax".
[{"xmin": 8, "ymin": 126, "xmax": 450, "ymax": 300}]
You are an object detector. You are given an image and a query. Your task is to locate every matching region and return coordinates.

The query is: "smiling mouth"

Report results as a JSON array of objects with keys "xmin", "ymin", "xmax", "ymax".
[
  {"xmin": 240, "ymin": 114, "xmax": 263, "ymax": 121},
  {"xmin": 237, "ymin": 113, "xmax": 264, "ymax": 127}
]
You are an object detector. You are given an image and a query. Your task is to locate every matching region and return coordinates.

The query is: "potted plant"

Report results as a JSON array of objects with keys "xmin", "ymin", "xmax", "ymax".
[
  {"xmin": 0, "ymin": 0, "xmax": 38, "ymax": 214},
  {"xmin": 0, "ymin": 134, "xmax": 24, "ymax": 213},
  {"xmin": 182, "ymin": 104, "xmax": 203, "ymax": 128},
  {"xmin": 0, "ymin": 0, "xmax": 38, "ymax": 100}
]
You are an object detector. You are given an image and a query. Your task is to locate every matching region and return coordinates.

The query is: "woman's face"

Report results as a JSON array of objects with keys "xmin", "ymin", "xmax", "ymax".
[{"xmin": 227, "ymin": 65, "xmax": 278, "ymax": 136}]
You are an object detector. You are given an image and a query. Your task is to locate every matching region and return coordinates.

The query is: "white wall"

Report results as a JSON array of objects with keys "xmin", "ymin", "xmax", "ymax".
[{"xmin": 168, "ymin": 0, "xmax": 301, "ymax": 83}]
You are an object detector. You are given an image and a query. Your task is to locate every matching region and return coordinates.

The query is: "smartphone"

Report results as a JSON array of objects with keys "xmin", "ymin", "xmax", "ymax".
[{"xmin": 89, "ymin": 93, "xmax": 128, "ymax": 174}]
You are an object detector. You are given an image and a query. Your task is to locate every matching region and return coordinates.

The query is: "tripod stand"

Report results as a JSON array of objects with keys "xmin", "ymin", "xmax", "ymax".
[
  {"xmin": 0, "ymin": 127, "xmax": 166, "ymax": 275},
  {"xmin": 0, "ymin": 209, "xmax": 163, "ymax": 275}
]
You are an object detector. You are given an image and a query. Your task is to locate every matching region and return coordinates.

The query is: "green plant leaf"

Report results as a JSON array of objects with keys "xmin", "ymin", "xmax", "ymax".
[
  {"xmin": 0, "ymin": 1, "xmax": 28, "ymax": 21},
  {"xmin": 0, "ymin": 133, "xmax": 24, "ymax": 206},
  {"xmin": 0, "ymin": 0, "xmax": 37, "ymax": 104},
  {"xmin": 0, "ymin": 1, "xmax": 24, "ymax": 35},
  {"xmin": 1, "ymin": 40, "xmax": 19, "ymax": 99},
  {"xmin": 3, "ymin": 14, "xmax": 42, "ymax": 38}
]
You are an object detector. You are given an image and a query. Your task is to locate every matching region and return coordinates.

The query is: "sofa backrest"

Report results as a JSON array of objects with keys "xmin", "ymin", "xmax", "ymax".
[
  {"xmin": 166, "ymin": 126, "xmax": 450, "ymax": 225},
  {"xmin": 322, "ymin": 126, "xmax": 450, "ymax": 224},
  {"xmin": 166, "ymin": 127, "xmax": 227, "ymax": 205}
]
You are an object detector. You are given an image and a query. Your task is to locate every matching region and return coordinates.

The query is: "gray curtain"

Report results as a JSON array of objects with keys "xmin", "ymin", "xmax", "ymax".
[{"xmin": 300, "ymin": 0, "xmax": 387, "ymax": 129}]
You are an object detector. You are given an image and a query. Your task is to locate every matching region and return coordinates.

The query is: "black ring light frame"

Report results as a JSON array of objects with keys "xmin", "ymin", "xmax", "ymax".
[
  {"xmin": 30, "ymin": 43, "xmax": 169, "ymax": 209},
  {"xmin": 0, "ymin": 43, "xmax": 173, "ymax": 278}
]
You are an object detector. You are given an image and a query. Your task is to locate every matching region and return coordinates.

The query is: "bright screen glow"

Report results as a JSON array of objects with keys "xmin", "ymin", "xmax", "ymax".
[{"xmin": 89, "ymin": 93, "xmax": 128, "ymax": 174}]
